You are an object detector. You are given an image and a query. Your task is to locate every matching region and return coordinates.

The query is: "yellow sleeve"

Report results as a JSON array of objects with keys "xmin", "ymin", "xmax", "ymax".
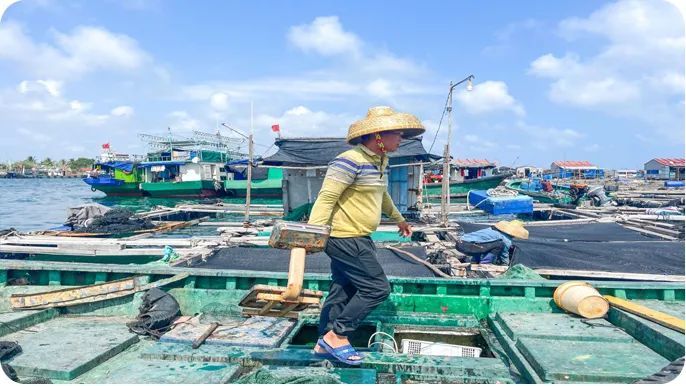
[
  {"xmin": 308, "ymin": 178, "xmax": 349, "ymax": 226},
  {"xmin": 382, "ymin": 190, "xmax": 406, "ymax": 223}
]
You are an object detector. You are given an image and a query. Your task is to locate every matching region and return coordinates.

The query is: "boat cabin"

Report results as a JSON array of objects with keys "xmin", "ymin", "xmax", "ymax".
[{"xmin": 262, "ymin": 137, "xmax": 439, "ymax": 217}]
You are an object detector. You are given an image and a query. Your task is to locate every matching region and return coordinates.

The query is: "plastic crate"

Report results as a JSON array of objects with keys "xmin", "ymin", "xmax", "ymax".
[{"xmin": 401, "ymin": 339, "xmax": 482, "ymax": 357}]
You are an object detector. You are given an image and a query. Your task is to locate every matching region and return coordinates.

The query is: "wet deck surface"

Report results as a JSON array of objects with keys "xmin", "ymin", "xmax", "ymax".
[{"xmin": 1, "ymin": 306, "xmax": 682, "ymax": 383}]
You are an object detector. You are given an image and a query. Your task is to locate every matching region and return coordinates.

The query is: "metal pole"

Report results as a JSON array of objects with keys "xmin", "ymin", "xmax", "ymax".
[
  {"xmin": 242, "ymin": 102, "xmax": 255, "ymax": 225},
  {"xmin": 245, "ymin": 133, "xmax": 253, "ymax": 224},
  {"xmin": 441, "ymin": 81, "xmax": 453, "ymax": 225}
]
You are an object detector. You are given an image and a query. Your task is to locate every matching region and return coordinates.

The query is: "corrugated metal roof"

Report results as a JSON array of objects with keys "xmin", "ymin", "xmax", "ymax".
[
  {"xmin": 453, "ymin": 158, "xmax": 495, "ymax": 167},
  {"xmin": 552, "ymin": 160, "xmax": 596, "ymax": 168},
  {"xmin": 652, "ymin": 158, "xmax": 685, "ymax": 167}
]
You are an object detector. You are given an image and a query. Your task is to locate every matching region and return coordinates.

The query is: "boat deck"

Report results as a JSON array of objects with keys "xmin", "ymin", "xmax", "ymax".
[{"xmin": 0, "ymin": 261, "xmax": 683, "ymax": 383}]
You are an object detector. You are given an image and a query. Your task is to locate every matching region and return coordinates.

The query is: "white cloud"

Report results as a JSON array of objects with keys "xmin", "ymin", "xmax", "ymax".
[
  {"xmin": 209, "ymin": 92, "xmax": 230, "ymax": 111},
  {"xmin": 253, "ymin": 105, "xmax": 352, "ymax": 138},
  {"xmin": 516, "ymin": 121, "xmax": 584, "ymax": 149},
  {"xmin": 549, "ymin": 77, "xmax": 640, "ymax": 106},
  {"xmin": 288, "ymin": 16, "xmax": 361, "ymax": 57},
  {"xmin": 168, "ymin": 110, "xmax": 201, "ymax": 131},
  {"xmin": 17, "ymin": 79, "xmax": 63, "ymax": 97},
  {"xmin": 1, "ymin": 81, "xmax": 111, "ymax": 126},
  {"xmin": 16, "ymin": 128, "xmax": 51, "ymax": 143},
  {"xmin": 528, "ymin": 0, "xmax": 684, "ymax": 140},
  {"xmin": 0, "ymin": 22, "xmax": 150, "ymax": 79},
  {"xmin": 367, "ymin": 79, "xmax": 393, "ymax": 98},
  {"xmin": 455, "ymin": 81, "xmax": 525, "ymax": 116},
  {"xmin": 111, "ymin": 105, "xmax": 134, "ymax": 117}
]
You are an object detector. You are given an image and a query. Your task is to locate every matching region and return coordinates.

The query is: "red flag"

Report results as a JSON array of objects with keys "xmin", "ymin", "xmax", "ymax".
[
  {"xmin": 102, "ymin": 143, "xmax": 110, "ymax": 149},
  {"xmin": 271, "ymin": 124, "xmax": 280, "ymax": 133}
]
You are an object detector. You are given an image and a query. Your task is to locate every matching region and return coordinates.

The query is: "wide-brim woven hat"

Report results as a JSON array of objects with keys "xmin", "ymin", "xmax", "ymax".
[
  {"xmin": 347, "ymin": 106, "xmax": 425, "ymax": 145},
  {"xmin": 494, "ymin": 220, "xmax": 529, "ymax": 240}
]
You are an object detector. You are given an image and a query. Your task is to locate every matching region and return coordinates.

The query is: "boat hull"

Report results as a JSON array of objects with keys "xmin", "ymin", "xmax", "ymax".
[
  {"xmin": 424, "ymin": 173, "xmax": 510, "ymax": 197},
  {"xmin": 504, "ymin": 179, "xmax": 571, "ymax": 204},
  {"xmin": 83, "ymin": 177, "xmax": 143, "ymax": 197},
  {"xmin": 140, "ymin": 180, "xmax": 222, "ymax": 198}
]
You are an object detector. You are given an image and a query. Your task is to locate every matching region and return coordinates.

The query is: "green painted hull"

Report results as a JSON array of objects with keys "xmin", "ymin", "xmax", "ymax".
[
  {"xmin": 424, "ymin": 174, "xmax": 510, "ymax": 197},
  {"xmin": 224, "ymin": 179, "xmax": 282, "ymax": 198},
  {"xmin": 0, "ymin": 260, "xmax": 683, "ymax": 384},
  {"xmin": 90, "ymin": 182, "xmax": 142, "ymax": 197},
  {"xmin": 140, "ymin": 180, "xmax": 222, "ymax": 198},
  {"xmin": 504, "ymin": 179, "xmax": 572, "ymax": 204}
]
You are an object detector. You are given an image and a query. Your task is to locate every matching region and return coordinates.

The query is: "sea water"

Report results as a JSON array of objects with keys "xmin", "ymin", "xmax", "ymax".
[{"xmin": 0, "ymin": 178, "xmax": 281, "ymax": 231}]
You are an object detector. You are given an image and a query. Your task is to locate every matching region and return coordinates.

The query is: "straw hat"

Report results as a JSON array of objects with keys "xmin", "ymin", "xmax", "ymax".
[
  {"xmin": 494, "ymin": 220, "xmax": 529, "ymax": 240},
  {"xmin": 347, "ymin": 106, "xmax": 425, "ymax": 145}
]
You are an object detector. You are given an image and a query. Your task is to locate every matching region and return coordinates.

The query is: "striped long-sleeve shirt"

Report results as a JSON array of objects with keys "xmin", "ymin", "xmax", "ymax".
[{"xmin": 308, "ymin": 144, "xmax": 405, "ymax": 238}]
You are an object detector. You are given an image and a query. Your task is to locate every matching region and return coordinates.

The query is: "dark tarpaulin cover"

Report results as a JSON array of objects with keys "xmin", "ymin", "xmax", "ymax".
[
  {"xmin": 458, "ymin": 222, "xmax": 684, "ymax": 275},
  {"xmin": 262, "ymin": 137, "xmax": 440, "ymax": 167},
  {"xmin": 192, "ymin": 246, "xmax": 436, "ymax": 277},
  {"xmin": 96, "ymin": 161, "xmax": 134, "ymax": 173}
]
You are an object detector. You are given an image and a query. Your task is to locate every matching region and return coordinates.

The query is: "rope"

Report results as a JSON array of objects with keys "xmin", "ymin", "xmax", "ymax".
[
  {"xmin": 486, "ymin": 186, "xmax": 519, "ymax": 197},
  {"xmin": 368, "ymin": 331, "xmax": 398, "ymax": 353},
  {"xmin": 466, "ymin": 187, "xmax": 518, "ymax": 211},
  {"xmin": 385, "ymin": 245, "xmax": 452, "ymax": 278},
  {"xmin": 427, "ymin": 92, "xmax": 452, "ymax": 154}
]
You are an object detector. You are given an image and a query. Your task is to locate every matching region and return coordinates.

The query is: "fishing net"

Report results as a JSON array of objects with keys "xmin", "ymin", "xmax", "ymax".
[
  {"xmin": 500, "ymin": 264, "xmax": 546, "ymax": 280},
  {"xmin": 283, "ymin": 202, "xmax": 313, "ymax": 222},
  {"xmin": 78, "ymin": 208, "xmax": 155, "ymax": 234},
  {"xmin": 0, "ymin": 341, "xmax": 21, "ymax": 360},
  {"xmin": 236, "ymin": 367, "xmax": 342, "ymax": 384},
  {"xmin": 127, "ymin": 288, "xmax": 181, "ymax": 339},
  {"xmin": 2, "ymin": 364, "xmax": 18, "ymax": 382}
]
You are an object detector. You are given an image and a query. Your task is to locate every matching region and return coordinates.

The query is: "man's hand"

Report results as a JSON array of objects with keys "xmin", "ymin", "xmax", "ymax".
[{"xmin": 398, "ymin": 221, "xmax": 412, "ymax": 237}]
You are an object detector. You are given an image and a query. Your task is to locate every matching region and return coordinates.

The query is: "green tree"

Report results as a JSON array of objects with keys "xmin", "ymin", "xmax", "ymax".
[
  {"xmin": 41, "ymin": 157, "xmax": 54, "ymax": 167},
  {"xmin": 68, "ymin": 157, "xmax": 95, "ymax": 170}
]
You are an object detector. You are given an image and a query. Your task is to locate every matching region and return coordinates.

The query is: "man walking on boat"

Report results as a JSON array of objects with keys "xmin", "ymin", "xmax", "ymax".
[{"xmin": 308, "ymin": 106, "xmax": 425, "ymax": 365}]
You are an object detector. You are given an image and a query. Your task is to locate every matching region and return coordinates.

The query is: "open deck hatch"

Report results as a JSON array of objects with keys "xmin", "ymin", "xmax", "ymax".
[
  {"xmin": 289, "ymin": 323, "xmax": 377, "ymax": 348},
  {"xmin": 392, "ymin": 326, "xmax": 495, "ymax": 358}
]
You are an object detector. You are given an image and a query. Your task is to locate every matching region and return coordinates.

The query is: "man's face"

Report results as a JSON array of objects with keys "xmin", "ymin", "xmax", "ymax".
[{"xmin": 380, "ymin": 130, "xmax": 403, "ymax": 152}]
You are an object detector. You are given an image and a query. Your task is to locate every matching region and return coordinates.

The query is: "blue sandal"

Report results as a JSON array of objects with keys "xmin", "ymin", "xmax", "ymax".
[{"xmin": 317, "ymin": 338, "xmax": 364, "ymax": 365}]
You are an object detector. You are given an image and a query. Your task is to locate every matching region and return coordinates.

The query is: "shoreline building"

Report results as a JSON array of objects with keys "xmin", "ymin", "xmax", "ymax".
[
  {"xmin": 549, "ymin": 160, "xmax": 603, "ymax": 179},
  {"xmin": 644, "ymin": 158, "xmax": 685, "ymax": 180}
]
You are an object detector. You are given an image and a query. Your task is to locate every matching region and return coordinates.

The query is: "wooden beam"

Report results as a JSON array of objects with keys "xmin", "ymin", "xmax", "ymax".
[
  {"xmin": 605, "ymin": 295, "xmax": 685, "ymax": 333},
  {"xmin": 535, "ymin": 269, "xmax": 684, "ymax": 282},
  {"xmin": 10, "ymin": 273, "xmax": 189, "ymax": 310}
]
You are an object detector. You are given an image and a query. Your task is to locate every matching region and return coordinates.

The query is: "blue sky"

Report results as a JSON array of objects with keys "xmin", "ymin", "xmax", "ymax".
[{"xmin": 0, "ymin": 0, "xmax": 684, "ymax": 169}]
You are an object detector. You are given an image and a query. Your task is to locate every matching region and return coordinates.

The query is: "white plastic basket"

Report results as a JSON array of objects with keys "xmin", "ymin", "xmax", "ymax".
[{"xmin": 401, "ymin": 339, "xmax": 482, "ymax": 357}]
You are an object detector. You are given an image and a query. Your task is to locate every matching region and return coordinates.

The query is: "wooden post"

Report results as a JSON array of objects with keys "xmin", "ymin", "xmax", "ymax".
[{"xmin": 282, "ymin": 247, "xmax": 306, "ymax": 301}]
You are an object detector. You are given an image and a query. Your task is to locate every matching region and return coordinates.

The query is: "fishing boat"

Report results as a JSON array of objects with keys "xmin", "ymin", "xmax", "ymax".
[
  {"xmin": 0, "ymin": 257, "xmax": 682, "ymax": 384},
  {"xmin": 504, "ymin": 177, "xmax": 573, "ymax": 204},
  {"xmin": 223, "ymin": 162, "xmax": 283, "ymax": 198},
  {"xmin": 137, "ymin": 131, "xmax": 243, "ymax": 198},
  {"xmin": 83, "ymin": 146, "xmax": 144, "ymax": 196},
  {"xmin": 423, "ymin": 159, "xmax": 512, "ymax": 199}
]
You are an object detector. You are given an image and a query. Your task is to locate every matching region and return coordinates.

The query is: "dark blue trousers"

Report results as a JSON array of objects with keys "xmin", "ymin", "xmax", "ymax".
[{"xmin": 318, "ymin": 236, "xmax": 391, "ymax": 337}]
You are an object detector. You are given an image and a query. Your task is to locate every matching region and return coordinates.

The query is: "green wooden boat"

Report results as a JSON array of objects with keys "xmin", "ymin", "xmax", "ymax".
[
  {"xmin": 0, "ymin": 259, "xmax": 682, "ymax": 384},
  {"xmin": 224, "ymin": 168, "xmax": 283, "ymax": 198},
  {"xmin": 504, "ymin": 178, "xmax": 573, "ymax": 204},
  {"xmin": 139, "ymin": 150, "xmax": 229, "ymax": 198},
  {"xmin": 140, "ymin": 180, "xmax": 223, "ymax": 198},
  {"xmin": 424, "ymin": 173, "xmax": 511, "ymax": 198},
  {"xmin": 83, "ymin": 162, "xmax": 143, "ymax": 197}
]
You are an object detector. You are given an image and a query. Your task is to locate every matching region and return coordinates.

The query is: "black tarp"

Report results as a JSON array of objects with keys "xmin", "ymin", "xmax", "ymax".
[
  {"xmin": 458, "ymin": 222, "xmax": 685, "ymax": 275},
  {"xmin": 262, "ymin": 137, "xmax": 440, "ymax": 167},
  {"xmin": 192, "ymin": 246, "xmax": 436, "ymax": 277}
]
